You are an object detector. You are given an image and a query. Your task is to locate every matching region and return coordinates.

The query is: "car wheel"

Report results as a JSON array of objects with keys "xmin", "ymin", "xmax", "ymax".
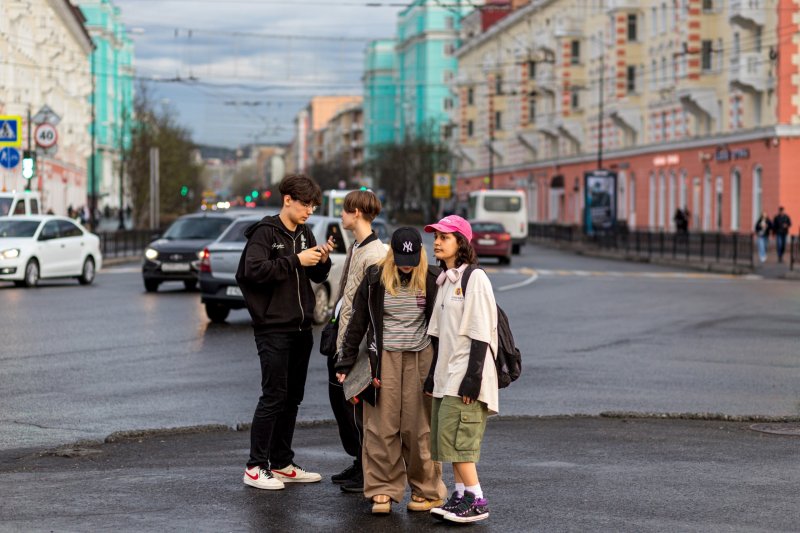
[
  {"xmin": 512, "ymin": 243, "xmax": 521, "ymax": 255},
  {"xmin": 205, "ymin": 303, "xmax": 230, "ymax": 323},
  {"xmin": 78, "ymin": 257, "xmax": 96, "ymax": 285},
  {"xmin": 183, "ymin": 279, "xmax": 197, "ymax": 291},
  {"xmin": 312, "ymin": 285, "xmax": 331, "ymax": 325},
  {"xmin": 24, "ymin": 259, "xmax": 39, "ymax": 288},
  {"xmin": 144, "ymin": 279, "xmax": 160, "ymax": 293}
]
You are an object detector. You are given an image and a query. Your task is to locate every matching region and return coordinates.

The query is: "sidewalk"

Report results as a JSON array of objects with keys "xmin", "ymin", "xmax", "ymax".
[{"xmin": 1, "ymin": 417, "xmax": 797, "ymax": 532}]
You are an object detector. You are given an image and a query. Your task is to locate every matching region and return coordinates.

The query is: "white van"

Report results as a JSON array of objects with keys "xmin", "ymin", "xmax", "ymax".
[
  {"xmin": 0, "ymin": 191, "xmax": 42, "ymax": 217},
  {"xmin": 468, "ymin": 189, "xmax": 528, "ymax": 254}
]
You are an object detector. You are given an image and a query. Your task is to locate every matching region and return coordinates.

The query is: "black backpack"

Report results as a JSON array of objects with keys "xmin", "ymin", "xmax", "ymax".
[{"xmin": 461, "ymin": 266, "xmax": 522, "ymax": 388}]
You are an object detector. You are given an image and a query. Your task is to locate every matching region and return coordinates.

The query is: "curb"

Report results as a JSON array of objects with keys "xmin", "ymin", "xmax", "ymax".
[
  {"xmin": 102, "ymin": 257, "xmax": 140, "ymax": 267},
  {"xmin": 32, "ymin": 412, "xmax": 800, "ymax": 457}
]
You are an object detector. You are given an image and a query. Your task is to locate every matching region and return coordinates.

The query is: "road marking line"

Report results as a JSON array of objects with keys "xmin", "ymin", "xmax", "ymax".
[{"xmin": 497, "ymin": 270, "xmax": 539, "ymax": 292}]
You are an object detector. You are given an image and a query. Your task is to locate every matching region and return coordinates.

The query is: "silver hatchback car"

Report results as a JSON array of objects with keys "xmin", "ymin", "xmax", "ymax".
[{"xmin": 199, "ymin": 214, "xmax": 389, "ymax": 324}]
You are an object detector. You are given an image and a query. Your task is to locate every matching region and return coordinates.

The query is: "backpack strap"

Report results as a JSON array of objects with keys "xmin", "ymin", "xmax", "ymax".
[{"xmin": 460, "ymin": 265, "xmax": 480, "ymax": 295}]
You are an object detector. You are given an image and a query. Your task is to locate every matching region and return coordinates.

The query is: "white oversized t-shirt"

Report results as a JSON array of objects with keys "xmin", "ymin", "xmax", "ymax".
[{"xmin": 427, "ymin": 267, "xmax": 499, "ymax": 414}]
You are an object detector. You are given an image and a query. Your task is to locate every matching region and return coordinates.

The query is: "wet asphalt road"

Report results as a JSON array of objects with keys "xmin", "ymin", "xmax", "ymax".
[
  {"xmin": 1, "ymin": 243, "xmax": 799, "ymax": 451},
  {"xmin": 1, "ymin": 418, "xmax": 798, "ymax": 532}
]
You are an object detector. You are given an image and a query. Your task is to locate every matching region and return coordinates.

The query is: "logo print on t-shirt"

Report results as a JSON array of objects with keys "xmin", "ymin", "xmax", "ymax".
[
  {"xmin": 454, "ymin": 287, "xmax": 463, "ymax": 297},
  {"xmin": 403, "ymin": 241, "xmax": 413, "ymax": 252}
]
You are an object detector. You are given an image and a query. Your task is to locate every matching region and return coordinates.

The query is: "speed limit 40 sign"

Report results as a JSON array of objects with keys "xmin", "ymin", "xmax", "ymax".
[{"xmin": 35, "ymin": 123, "xmax": 58, "ymax": 149}]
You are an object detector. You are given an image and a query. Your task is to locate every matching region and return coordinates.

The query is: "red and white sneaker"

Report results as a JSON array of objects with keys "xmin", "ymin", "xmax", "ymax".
[
  {"xmin": 243, "ymin": 465, "xmax": 285, "ymax": 490},
  {"xmin": 271, "ymin": 463, "xmax": 322, "ymax": 483}
]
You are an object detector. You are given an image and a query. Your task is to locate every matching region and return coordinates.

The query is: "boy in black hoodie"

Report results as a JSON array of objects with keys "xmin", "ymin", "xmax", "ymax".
[{"xmin": 237, "ymin": 174, "xmax": 333, "ymax": 490}]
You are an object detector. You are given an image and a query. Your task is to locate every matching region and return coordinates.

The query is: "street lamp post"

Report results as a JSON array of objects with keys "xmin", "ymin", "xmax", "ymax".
[
  {"xmin": 118, "ymin": 106, "xmax": 127, "ymax": 230},
  {"xmin": 89, "ymin": 50, "xmax": 96, "ymax": 230}
]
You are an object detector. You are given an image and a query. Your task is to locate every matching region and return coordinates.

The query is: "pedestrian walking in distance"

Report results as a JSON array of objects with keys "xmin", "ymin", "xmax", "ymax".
[
  {"xmin": 754, "ymin": 212, "xmax": 772, "ymax": 264},
  {"xmin": 772, "ymin": 207, "xmax": 792, "ymax": 263},
  {"xmin": 336, "ymin": 227, "xmax": 447, "ymax": 514},
  {"xmin": 329, "ymin": 189, "xmax": 386, "ymax": 493},
  {"xmin": 236, "ymin": 174, "xmax": 334, "ymax": 490},
  {"xmin": 424, "ymin": 215, "xmax": 498, "ymax": 524}
]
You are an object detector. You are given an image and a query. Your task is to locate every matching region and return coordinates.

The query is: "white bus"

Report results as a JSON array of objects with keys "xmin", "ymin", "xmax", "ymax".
[
  {"xmin": 320, "ymin": 190, "xmax": 352, "ymax": 218},
  {"xmin": 468, "ymin": 190, "xmax": 528, "ymax": 254}
]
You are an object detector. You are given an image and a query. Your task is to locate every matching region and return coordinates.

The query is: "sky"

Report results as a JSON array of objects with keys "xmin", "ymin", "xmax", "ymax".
[{"xmin": 114, "ymin": 0, "xmax": 405, "ymax": 149}]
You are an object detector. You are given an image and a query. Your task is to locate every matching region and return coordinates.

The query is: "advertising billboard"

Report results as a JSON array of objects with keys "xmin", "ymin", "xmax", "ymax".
[{"xmin": 584, "ymin": 170, "xmax": 617, "ymax": 235}]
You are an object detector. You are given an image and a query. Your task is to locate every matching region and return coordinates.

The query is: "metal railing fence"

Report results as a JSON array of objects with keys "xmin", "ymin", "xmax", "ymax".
[
  {"xmin": 95, "ymin": 229, "xmax": 161, "ymax": 259},
  {"xmin": 529, "ymin": 223, "xmax": 755, "ymax": 268}
]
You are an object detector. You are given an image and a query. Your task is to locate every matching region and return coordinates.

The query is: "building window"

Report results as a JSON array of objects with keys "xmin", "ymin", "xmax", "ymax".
[
  {"xmin": 444, "ymin": 43, "xmax": 454, "ymax": 57},
  {"xmin": 752, "ymin": 166, "xmax": 762, "ymax": 225},
  {"xmin": 661, "ymin": 111, "xmax": 667, "ymax": 138},
  {"xmin": 467, "ymin": 120, "xmax": 474, "ymax": 137},
  {"xmin": 445, "ymin": 16, "xmax": 454, "ymax": 29},
  {"xmin": 495, "ymin": 111, "xmax": 503, "ymax": 131},
  {"xmin": 529, "ymin": 92, "xmax": 537, "ymax": 122},
  {"xmin": 702, "ymin": 0, "xmax": 714, "ymax": 12},
  {"xmin": 571, "ymin": 40, "xmax": 580, "ymax": 65},
  {"xmin": 651, "ymin": 7, "xmax": 658, "ymax": 36},
  {"xmin": 467, "ymin": 87, "xmax": 474, "ymax": 105},
  {"xmin": 701, "ymin": 40, "xmax": 713, "ymax": 71},
  {"xmin": 571, "ymin": 90, "xmax": 580, "ymax": 110},
  {"xmin": 626, "ymin": 66, "xmax": 637, "ymax": 93},
  {"xmin": 731, "ymin": 169, "xmax": 741, "ymax": 231},
  {"xmin": 660, "ymin": 3, "xmax": 667, "ymax": 33},
  {"xmin": 627, "ymin": 14, "xmax": 638, "ymax": 41},
  {"xmin": 443, "ymin": 70, "xmax": 454, "ymax": 82},
  {"xmin": 528, "ymin": 60, "xmax": 537, "ymax": 79},
  {"xmin": 495, "ymin": 75, "xmax": 503, "ymax": 95},
  {"xmin": 443, "ymin": 97, "xmax": 454, "ymax": 110}
]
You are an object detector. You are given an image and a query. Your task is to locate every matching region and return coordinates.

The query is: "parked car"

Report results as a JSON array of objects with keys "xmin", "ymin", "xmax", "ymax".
[
  {"xmin": 141, "ymin": 212, "xmax": 242, "ymax": 292},
  {"xmin": 0, "ymin": 191, "xmax": 42, "ymax": 217},
  {"xmin": 469, "ymin": 220, "xmax": 513, "ymax": 265},
  {"xmin": 0, "ymin": 215, "xmax": 102, "ymax": 287},
  {"xmin": 199, "ymin": 214, "xmax": 388, "ymax": 324}
]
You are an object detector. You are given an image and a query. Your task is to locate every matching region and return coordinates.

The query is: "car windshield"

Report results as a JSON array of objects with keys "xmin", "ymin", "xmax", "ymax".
[
  {"xmin": 471, "ymin": 222, "xmax": 506, "ymax": 233},
  {"xmin": 162, "ymin": 217, "xmax": 232, "ymax": 240},
  {"xmin": 219, "ymin": 220, "xmax": 258, "ymax": 243},
  {"xmin": 0, "ymin": 219, "xmax": 41, "ymax": 238},
  {"xmin": 0, "ymin": 198, "xmax": 12, "ymax": 216}
]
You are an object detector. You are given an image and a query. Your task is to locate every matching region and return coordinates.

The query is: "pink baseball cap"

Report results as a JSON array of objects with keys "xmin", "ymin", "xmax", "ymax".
[{"xmin": 424, "ymin": 215, "xmax": 473, "ymax": 242}]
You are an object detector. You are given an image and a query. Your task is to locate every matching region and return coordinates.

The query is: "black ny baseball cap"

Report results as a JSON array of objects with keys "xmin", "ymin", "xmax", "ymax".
[{"xmin": 391, "ymin": 227, "xmax": 423, "ymax": 267}]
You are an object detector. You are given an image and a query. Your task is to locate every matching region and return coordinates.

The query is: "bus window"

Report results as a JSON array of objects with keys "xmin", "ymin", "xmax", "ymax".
[{"xmin": 483, "ymin": 196, "xmax": 522, "ymax": 212}]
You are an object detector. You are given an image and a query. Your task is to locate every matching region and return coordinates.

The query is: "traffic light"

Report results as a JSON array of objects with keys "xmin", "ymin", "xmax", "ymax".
[
  {"xmin": 251, "ymin": 189, "xmax": 259, "ymax": 198},
  {"xmin": 180, "ymin": 185, "xmax": 189, "ymax": 197},
  {"xmin": 245, "ymin": 195, "xmax": 252, "ymax": 203},
  {"xmin": 21, "ymin": 151, "xmax": 35, "ymax": 180},
  {"xmin": 262, "ymin": 190, "xmax": 272, "ymax": 199}
]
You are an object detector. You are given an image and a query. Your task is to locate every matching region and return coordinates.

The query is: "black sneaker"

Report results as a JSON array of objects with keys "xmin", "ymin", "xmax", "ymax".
[
  {"xmin": 331, "ymin": 462, "xmax": 359, "ymax": 484},
  {"xmin": 339, "ymin": 470, "xmax": 364, "ymax": 493},
  {"xmin": 443, "ymin": 491, "xmax": 489, "ymax": 523},
  {"xmin": 430, "ymin": 491, "xmax": 463, "ymax": 520}
]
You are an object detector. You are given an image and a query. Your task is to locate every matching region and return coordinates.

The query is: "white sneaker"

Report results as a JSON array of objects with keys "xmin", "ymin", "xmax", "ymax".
[
  {"xmin": 271, "ymin": 463, "xmax": 322, "ymax": 483},
  {"xmin": 243, "ymin": 465, "xmax": 285, "ymax": 490}
]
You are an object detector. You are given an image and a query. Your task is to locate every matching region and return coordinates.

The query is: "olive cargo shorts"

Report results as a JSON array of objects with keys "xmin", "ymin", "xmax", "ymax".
[{"xmin": 430, "ymin": 395, "xmax": 488, "ymax": 463}]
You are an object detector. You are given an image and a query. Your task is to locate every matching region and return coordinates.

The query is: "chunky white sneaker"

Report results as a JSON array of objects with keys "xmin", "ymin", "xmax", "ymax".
[
  {"xmin": 271, "ymin": 463, "xmax": 322, "ymax": 483},
  {"xmin": 243, "ymin": 465, "xmax": 285, "ymax": 490}
]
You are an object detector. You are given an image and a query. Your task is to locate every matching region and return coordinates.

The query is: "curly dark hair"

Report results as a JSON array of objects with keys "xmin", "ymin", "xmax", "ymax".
[{"xmin": 437, "ymin": 231, "xmax": 478, "ymax": 269}]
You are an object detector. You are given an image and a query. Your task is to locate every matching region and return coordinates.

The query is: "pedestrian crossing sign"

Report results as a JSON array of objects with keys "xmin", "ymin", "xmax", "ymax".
[{"xmin": 0, "ymin": 116, "xmax": 22, "ymax": 147}]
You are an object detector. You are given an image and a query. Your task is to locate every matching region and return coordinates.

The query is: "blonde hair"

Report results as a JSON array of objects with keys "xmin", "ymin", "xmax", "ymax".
[{"xmin": 378, "ymin": 247, "xmax": 428, "ymax": 296}]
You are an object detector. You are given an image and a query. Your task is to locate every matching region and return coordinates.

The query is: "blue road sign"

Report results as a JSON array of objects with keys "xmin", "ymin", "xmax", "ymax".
[
  {"xmin": 0, "ymin": 116, "xmax": 22, "ymax": 147},
  {"xmin": 0, "ymin": 147, "xmax": 21, "ymax": 169}
]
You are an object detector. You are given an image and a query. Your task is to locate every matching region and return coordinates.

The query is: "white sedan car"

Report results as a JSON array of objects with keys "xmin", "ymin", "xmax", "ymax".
[{"xmin": 0, "ymin": 216, "xmax": 103, "ymax": 287}]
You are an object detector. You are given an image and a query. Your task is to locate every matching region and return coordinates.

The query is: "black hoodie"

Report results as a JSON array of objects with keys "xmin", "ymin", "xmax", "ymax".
[{"xmin": 235, "ymin": 214, "xmax": 331, "ymax": 334}]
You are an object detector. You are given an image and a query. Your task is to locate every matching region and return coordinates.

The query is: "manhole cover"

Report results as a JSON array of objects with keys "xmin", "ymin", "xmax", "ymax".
[{"xmin": 749, "ymin": 423, "xmax": 800, "ymax": 436}]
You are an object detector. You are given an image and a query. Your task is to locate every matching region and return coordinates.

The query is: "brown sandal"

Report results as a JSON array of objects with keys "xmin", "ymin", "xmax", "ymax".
[
  {"xmin": 407, "ymin": 494, "xmax": 444, "ymax": 512},
  {"xmin": 372, "ymin": 495, "xmax": 392, "ymax": 514}
]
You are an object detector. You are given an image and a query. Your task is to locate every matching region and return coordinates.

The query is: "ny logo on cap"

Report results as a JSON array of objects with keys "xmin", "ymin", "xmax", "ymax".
[{"xmin": 403, "ymin": 241, "xmax": 414, "ymax": 253}]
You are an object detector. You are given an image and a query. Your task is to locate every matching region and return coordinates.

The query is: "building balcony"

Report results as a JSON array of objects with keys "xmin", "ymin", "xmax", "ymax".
[
  {"xmin": 729, "ymin": 52, "xmax": 772, "ymax": 92},
  {"xmin": 729, "ymin": 0, "xmax": 765, "ymax": 27},
  {"xmin": 554, "ymin": 17, "xmax": 582, "ymax": 38},
  {"xmin": 606, "ymin": 0, "xmax": 640, "ymax": 12}
]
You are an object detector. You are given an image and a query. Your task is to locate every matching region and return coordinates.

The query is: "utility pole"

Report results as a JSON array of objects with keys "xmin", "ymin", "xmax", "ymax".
[
  {"xmin": 26, "ymin": 106, "xmax": 32, "ymax": 192},
  {"xmin": 89, "ymin": 51, "xmax": 97, "ymax": 230},
  {"xmin": 118, "ymin": 106, "xmax": 126, "ymax": 230},
  {"xmin": 597, "ymin": 45, "xmax": 604, "ymax": 170}
]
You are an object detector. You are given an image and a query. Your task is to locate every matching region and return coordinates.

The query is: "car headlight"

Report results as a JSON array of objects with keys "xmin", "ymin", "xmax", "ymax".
[
  {"xmin": 144, "ymin": 248, "xmax": 159, "ymax": 261},
  {"xmin": 196, "ymin": 250, "xmax": 205, "ymax": 260},
  {"xmin": 1, "ymin": 248, "xmax": 20, "ymax": 259}
]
